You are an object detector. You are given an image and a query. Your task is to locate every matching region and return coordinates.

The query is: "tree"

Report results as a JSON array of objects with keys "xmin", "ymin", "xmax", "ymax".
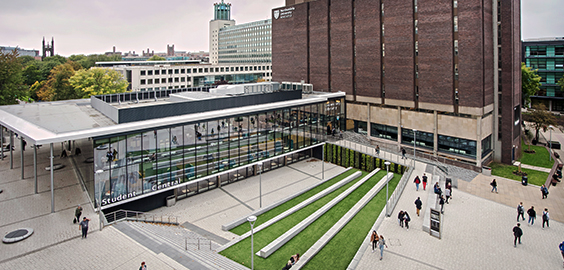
[
  {"xmin": 148, "ymin": 55, "xmax": 166, "ymax": 61},
  {"xmin": 528, "ymin": 103, "xmax": 556, "ymax": 143},
  {"xmin": 69, "ymin": 54, "xmax": 122, "ymax": 70},
  {"xmin": 0, "ymin": 49, "xmax": 26, "ymax": 105},
  {"xmin": 558, "ymin": 75, "xmax": 564, "ymax": 91},
  {"xmin": 521, "ymin": 62, "xmax": 541, "ymax": 108},
  {"xmin": 37, "ymin": 61, "xmax": 82, "ymax": 101},
  {"xmin": 69, "ymin": 68, "xmax": 128, "ymax": 98}
]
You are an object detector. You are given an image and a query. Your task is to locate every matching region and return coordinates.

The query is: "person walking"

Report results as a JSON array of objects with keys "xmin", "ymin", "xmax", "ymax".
[
  {"xmin": 422, "ymin": 173, "xmax": 428, "ymax": 190},
  {"xmin": 79, "ymin": 217, "xmax": 90, "ymax": 239},
  {"xmin": 542, "ymin": 208, "xmax": 550, "ymax": 229},
  {"xmin": 439, "ymin": 196, "xmax": 445, "ymax": 214},
  {"xmin": 401, "ymin": 147, "xmax": 406, "ymax": 159},
  {"xmin": 375, "ymin": 145, "xmax": 380, "ymax": 156},
  {"xmin": 541, "ymin": 185, "xmax": 549, "ymax": 199},
  {"xmin": 414, "ymin": 176, "xmax": 421, "ymax": 191},
  {"xmin": 415, "ymin": 197, "xmax": 422, "ymax": 217},
  {"xmin": 378, "ymin": 235, "xmax": 388, "ymax": 260},
  {"xmin": 398, "ymin": 211, "xmax": 405, "ymax": 228},
  {"xmin": 445, "ymin": 188, "xmax": 451, "ymax": 204},
  {"xmin": 559, "ymin": 241, "xmax": 564, "ymax": 268},
  {"xmin": 513, "ymin": 223, "xmax": 523, "ymax": 247},
  {"xmin": 516, "ymin": 202, "xmax": 525, "ymax": 221},
  {"xmin": 490, "ymin": 179, "xmax": 498, "ymax": 193},
  {"xmin": 370, "ymin": 231, "xmax": 379, "ymax": 253},
  {"xmin": 74, "ymin": 205, "xmax": 82, "ymax": 224},
  {"xmin": 527, "ymin": 206, "xmax": 536, "ymax": 226},
  {"xmin": 139, "ymin": 262, "xmax": 147, "ymax": 270},
  {"xmin": 404, "ymin": 212, "xmax": 411, "ymax": 231}
]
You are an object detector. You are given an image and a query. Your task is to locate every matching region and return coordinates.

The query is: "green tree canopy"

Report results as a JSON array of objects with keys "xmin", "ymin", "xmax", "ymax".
[
  {"xmin": 528, "ymin": 103, "xmax": 557, "ymax": 142},
  {"xmin": 37, "ymin": 61, "xmax": 82, "ymax": 101},
  {"xmin": 69, "ymin": 68, "xmax": 128, "ymax": 98},
  {"xmin": 69, "ymin": 54, "xmax": 122, "ymax": 70},
  {"xmin": 148, "ymin": 55, "xmax": 166, "ymax": 61},
  {"xmin": 0, "ymin": 49, "xmax": 26, "ymax": 105},
  {"xmin": 558, "ymin": 75, "xmax": 564, "ymax": 91},
  {"xmin": 522, "ymin": 62, "xmax": 541, "ymax": 108}
]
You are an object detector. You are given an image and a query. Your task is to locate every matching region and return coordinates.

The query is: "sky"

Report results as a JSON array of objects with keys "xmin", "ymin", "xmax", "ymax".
[{"xmin": 0, "ymin": 0, "xmax": 562, "ymax": 57}]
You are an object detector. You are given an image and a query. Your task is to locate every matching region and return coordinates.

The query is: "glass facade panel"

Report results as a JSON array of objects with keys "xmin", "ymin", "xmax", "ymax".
[
  {"xmin": 438, "ymin": 135, "xmax": 477, "ymax": 158},
  {"xmin": 401, "ymin": 128, "xmax": 434, "ymax": 150},
  {"xmin": 370, "ymin": 123, "xmax": 398, "ymax": 141}
]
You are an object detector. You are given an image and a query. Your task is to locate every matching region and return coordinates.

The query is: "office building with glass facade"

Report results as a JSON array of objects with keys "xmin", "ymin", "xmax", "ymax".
[
  {"xmin": 0, "ymin": 83, "xmax": 345, "ymax": 212},
  {"xmin": 522, "ymin": 38, "xmax": 564, "ymax": 111},
  {"xmin": 217, "ymin": 19, "xmax": 272, "ymax": 64}
]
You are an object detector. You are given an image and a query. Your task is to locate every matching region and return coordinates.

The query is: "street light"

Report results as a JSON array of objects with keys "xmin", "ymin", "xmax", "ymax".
[
  {"xmin": 413, "ymin": 129, "xmax": 417, "ymax": 161},
  {"xmin": 247, "ymin": 215, "xmax": 257, "ymax": 270},
  {"xmin": 549, "ymin": 125, "xmax": 555, "ymax": 161},
  {"xmin": 258, "ymin": 163, "xmax": 262, "ymax": 208},
  {"xmin": 384, "ymin": 161, "xmax": 391, "ymax": 216}
]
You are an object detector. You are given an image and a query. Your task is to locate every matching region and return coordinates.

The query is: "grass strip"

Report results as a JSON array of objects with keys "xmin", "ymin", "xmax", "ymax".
[
  {"xmin": 229, "ymin": 169, "xmax": 360, "ymax": 235},
  {"xmin": 221, "ymin": 170, "xmax": 394, "ymax": 269},
  {"xmin": 490, "ymin": 162, "xmax": 549, "ymax": 186},
  {"xmin": 520, "ymin": 141, "xmax": 553, "ymax": 169},
  {"xmin": 304, "ymin": 174, "xmax": 401, "ymax": 270}
]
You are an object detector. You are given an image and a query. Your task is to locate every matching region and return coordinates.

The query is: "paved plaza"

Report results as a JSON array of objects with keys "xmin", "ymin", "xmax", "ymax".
[{"xmin": 1, "ymin": 138, "xmax": 564, "ymax": 269}]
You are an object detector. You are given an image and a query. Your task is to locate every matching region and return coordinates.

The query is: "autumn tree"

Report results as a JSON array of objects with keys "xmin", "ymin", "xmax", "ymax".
[
  {"xmin": 0, "ymin": 49, "xmax": 27, "ymax": 105},
  {"xmin": 521, "ymin": 62, "xmax": 541, "ymax": 108},
  {"xmin": 37, "ymin": 61, "xmax": 82, "ymax": 101},
  {"xmin": 69, "ymin": 68, "xmax": 128, "ymax": 98},
  {"xmin": 528, "ymin": 103, "xmax": 556, "ymax": 143}
]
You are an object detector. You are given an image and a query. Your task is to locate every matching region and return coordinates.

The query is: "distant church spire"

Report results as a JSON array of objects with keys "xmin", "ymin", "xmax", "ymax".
[{"xmin": 42, "ymin": 36, "xmax": 55, "ymax": 59}]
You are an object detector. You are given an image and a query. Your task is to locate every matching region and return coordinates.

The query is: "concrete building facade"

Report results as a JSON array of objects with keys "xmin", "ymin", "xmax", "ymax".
[
  {"xmin": 272, "ymin": 0, "xmax": 522, "ymax": 167},
  {"xmin": 217, "ymin": 19, "xmax": 272, "ymax": 64},
  {"xmin": 210, "ymin": 1, "xmax": 236, "ymax": 65}
]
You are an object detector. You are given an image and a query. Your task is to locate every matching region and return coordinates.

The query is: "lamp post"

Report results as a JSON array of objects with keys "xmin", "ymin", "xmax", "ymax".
[
  {"xmin": 384, "ymin": 161, "xmax": 391, "ymax": 216},
  {"xmin": 247, "ymin": 215, "xmax": 257, "ymax": 270},
  {"xmin": 549, "ymin": 125, "xmax": 555, "ymax": 161},
  {"xmin": 413, "ymin": 129, "xmax": 417, "ymax": 162},
  {"xmin": 258, "ymin": 163, "xmax": 262, "ymax": 208}
]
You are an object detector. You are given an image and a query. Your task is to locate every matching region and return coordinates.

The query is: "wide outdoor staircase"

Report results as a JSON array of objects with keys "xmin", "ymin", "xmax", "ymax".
[{"xmin": 113, "ymin": 221, "xmax": 248, "ymax": 270}]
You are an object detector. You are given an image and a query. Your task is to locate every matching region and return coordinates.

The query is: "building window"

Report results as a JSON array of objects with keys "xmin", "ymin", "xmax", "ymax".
[
  {"xmin": 155, "ymin": 78, "xmax": 160, "ymax": 84},
  {"xmin": 454, "ymin": 16, "xmax": 458, "ymax": 32},
  {"xmin": 187, "ymin": 69, "xmax": 191, "ymax": 74},
  {"xmin": 175, "ymin": 69, "xmax": 179, "ymax": 74},
  {"xmin": 415, "ymin": 41, "xmax": 418, "ymax": 56},
  {"xmin": 454, "ymin": 0, "xmax": 458, "ymax": 8},
  {"xmin": 181, "ymin": 77, "xmax": 186, "ymax": 82},
  {"xmin": 454, "ymin": 40, "xmax": 459, "ymax": 55},
  {"xmin": 168, "ymin": 69, "xmax": 173, "ymax": 75},
  {"xmin": 140, "ymin": 70, "xmax": 146, "ymax": 76},
  {"xmin": 140, "ymin": 79, "xmax": 146, "ymax": 85},
  {"xmin": 414, "ymin": 20, "xmax": 418, "ymax": 34},
  {"xmin": 350, "ymin": 121, "xmax": 368, "ymax": 135},
  {"xmin": 181, "ymin": 69, "xmax": 185, "ymax": 74},
  {"xmin": 148, "ymin": 70, "xmax": 153, "ymax": 76},
  {"xmin": 148, "ymin": 79, "xmax": 153, "ymax": 84},
  {"xmin": 370, "ymin": 123, "xmax": 398, "ymax": 141},
  {"xmin": 155, "ymin": 70, "xmax": 160, "ymax": 75},
  {"xmin": 168, "ymin": 78, "xmax": 173, "ymax": 83},
  {"xmin": 174, "ymin": 77, "xmax": 179, "ymax": 83},
  {"xmin": 438, "ymin": 135, "xmax": 477, "ymax": 158},
  {"xmin": 401, "ymin": 128, "xmax": 434, "ymax": 150}
]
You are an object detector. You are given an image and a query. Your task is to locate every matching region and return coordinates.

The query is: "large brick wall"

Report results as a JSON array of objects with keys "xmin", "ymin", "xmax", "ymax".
[
  {"xmin": 383, "ymin": 0, "xmax": 414, "ymax": 101},
  {"xmin": 330, "ymin": 0, "xmax": 354, "ymax": 96},
  {"xmin": 418, "ymin": 0, "xmax": 453, "ymax": 106},
  {"xmin": 309, "ymin": 0, "xmax": 330, "ymax": 91},
  {"xmin": 272, "ymin": 4, "xmax": 308, "ymax": 83},
  {"xmin": 458, "ymin": 0, "xmax": 485, "ymax": 108},
  {"xmin": 355, "ymin": 0, "xmax": 382, "ymax": 98}
]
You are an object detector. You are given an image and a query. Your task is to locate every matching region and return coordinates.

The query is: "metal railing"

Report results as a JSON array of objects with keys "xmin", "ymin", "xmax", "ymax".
[
  {"xmin": 103, "ymin": 209, "xmax": 179, "ymax": 227},
  {"xmin": 185, "ymin": 238, "xmax": 213, "ymax": 251}
]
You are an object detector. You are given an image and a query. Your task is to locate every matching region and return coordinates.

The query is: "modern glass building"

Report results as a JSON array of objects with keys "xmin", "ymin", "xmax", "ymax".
[
  {"xmin": 522, "ymin": 38, "xmax": 564, "ymax": 111},
  {"xmin": 217, "ymin": 19, "xmax": 272, "ymax": 64},
  {"xmin": 0, "ymin": 82, "xmax": 345, "ymax": 213}
]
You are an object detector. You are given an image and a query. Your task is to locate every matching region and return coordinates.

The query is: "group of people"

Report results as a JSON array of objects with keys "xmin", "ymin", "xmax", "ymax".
[
  {"xmin": 516, "ymin": 202, "xmax": 550, "ymax": 229},
  {"xmin": 412, "ymin": 173, "xmax": 428, "ymax": 191},
  {"xmin": 433, "ymin": 181, "xmax": 452, "ymax": 213},
  {"xmin": 397, "ymin": 210, "xmax": 412, "ymax": 230},
  {"xmin": 370, "ymin": 231, "xmax": 388, "ymax": 260}
]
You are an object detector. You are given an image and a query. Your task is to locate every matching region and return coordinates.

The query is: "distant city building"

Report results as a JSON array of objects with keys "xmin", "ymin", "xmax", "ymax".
[
  {"xmin": 1, "ymin": 46, "xmax": 40, "ymax": 58},
  {"xmin": 217, "ymin": 19, "xmax": 272, "ymax": 64},
  {"xmin": 522, "ymin": 37, "xmax": 564, "ymax": 111},
  {"xmin": 105, "ymin": 46, "xmax": 122, "ymax": 57},
  {"xmin": 98, "ymin": 60, "xmax": 272, "ymax": 91},
  {"xmin": 210, "ymin": 0, "xmax": 236, "ymax": 64},
  {"xmin": 42, "ymin": 37, "xmax": 54, "ymax": 59}
]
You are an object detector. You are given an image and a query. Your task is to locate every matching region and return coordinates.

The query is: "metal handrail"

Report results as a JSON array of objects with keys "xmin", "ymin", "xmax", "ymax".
[
  {"xmin": 386, "ymin": 166, "xmax": 413, "ymax": 217},
  {"xmin": 103, "ymin": 209, "xmax": 179, "ymax": 227}
]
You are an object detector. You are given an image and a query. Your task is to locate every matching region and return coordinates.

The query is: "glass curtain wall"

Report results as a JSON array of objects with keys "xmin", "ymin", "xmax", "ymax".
[{"xmin": 93, "ymin": 99, "xmax": 342, "ymax": 208}]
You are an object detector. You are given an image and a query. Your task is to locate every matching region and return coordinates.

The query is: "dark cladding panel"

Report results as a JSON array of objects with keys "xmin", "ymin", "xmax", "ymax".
[
  {"xmin": 457, "ymin": 0, "xmax": 484, "ymax": 108},
  {"xmin": 383, "ymin": 0, "xmax": 414, "ymax": 101},
  {"xmin": 483, "ymin": 0, "xmax": 494, "ymax": 106},
  {"xmin": 272, "ymin": 5, "xmax": 308, "ymax": 83},
  {"xmin": 418, "ymin": 0, "xmax": 453, "ymax": 105},
  {"xmin": 330, "ymin": 0, "xmax": 354, "ymax": 95},
  {"xmin": 309, "ymin": 0, "xmax": 330, "ymax": 91},
  {"xmin": 355, "ymin": 0, "xmax": 381, "ymax": 98}
]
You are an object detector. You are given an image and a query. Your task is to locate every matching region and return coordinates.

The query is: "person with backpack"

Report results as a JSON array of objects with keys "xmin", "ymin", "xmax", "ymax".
[
  {"xmin": 415, "ymin": 197, "xmax": 422, "ymax": 217},
  {"xmin": 542, "ymin": 208, "xmax": 550, "ymax": 229},
  {"xmin": 541, "ymin": 185, "xmax": 549, "ymax": 199},
  {"xmin": 422, "ymin": 173, "xmax": 428, "ymax": 190},
  {"xmin": 490, "ymin": 179, "xmax": 498, "ymax": 193},
  {"xmin": 517, "ymin": 202, "xmax": 525, "ymax": 222},
  {"xmin": 398, "ymin": 211, "xmax": 405, "ymax": 228},
  {"xmin": 527, "ymin": 206, "xmax": 536, "ymax": 226},
  {"xmin": 414, "ymin": 176, "xmax": 421, "ymax": 191},
  {"xmin": 404, "ymin": 212, "xmax": 411, "ymax": 231}
]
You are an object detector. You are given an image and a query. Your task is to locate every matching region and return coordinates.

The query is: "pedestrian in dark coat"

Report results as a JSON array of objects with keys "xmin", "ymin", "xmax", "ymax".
[
  {"xmin": 490, "ymin": 179, "xmax": 498, "ymax": 193},
  {"xmin": 541, "ymin": 185, "xmax": 549, "ymax": 199},
  {"xmin": 517, "ymin": 202, "xmax": 525, "ymax": 221},
  {"xmin": 414, "ymin": 176, "xmax": 421, "ymax": 191},
  {"xmin": 542, "ymin": 208, "xmax": 550, "ymax": 228},
  {"xmin": 401, "ymin": 148, "xmax": 406, "ymax": 159},
  {"xmin": 422, "ymin": 173, "xmax": 428, "ymax": 190},
  {"xmin": 398, "ymin": 211, "xmax": 405, "ymax": 227},
  {"xmin": 527, "ymin": 206, "xmax": 536, "ymax": 225},
  {"xmin": 439, "ymin": 196, "xmax": 445, "ymax": 213},
  {"xmin": 74, "ymin": 205, "xmax": 82, "ymax": 224},
  {"xmin": 404, "ymin": 212, "xmax": 411, "ymax": 230},
  {"xmin": 415, "ymin": 197, "xmax": 422, "ymax": 216},
  {"xmin": 513, "ymin": 223, "xmax": 523, "ymax": 247}
]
